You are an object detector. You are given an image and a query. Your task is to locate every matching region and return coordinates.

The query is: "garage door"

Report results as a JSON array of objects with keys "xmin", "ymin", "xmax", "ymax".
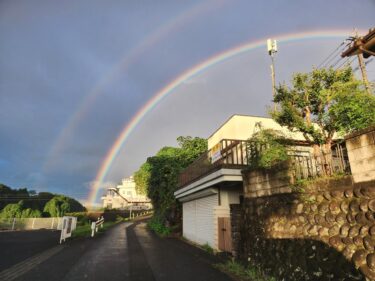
[{"xmin": 183, "ymin": 195, "xmax": 217, "ymax": 247}]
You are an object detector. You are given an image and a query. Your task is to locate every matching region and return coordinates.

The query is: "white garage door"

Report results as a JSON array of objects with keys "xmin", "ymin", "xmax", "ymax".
[{"xmin": 183, "ymin": 195, "xmax": 217, "ymax": 247}]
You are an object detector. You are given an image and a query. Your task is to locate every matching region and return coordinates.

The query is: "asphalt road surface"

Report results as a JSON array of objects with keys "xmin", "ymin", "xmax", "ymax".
[
  {"xmin": 0, "ymin": 229, "xmax": 61, "ymax": 272},
  {"xmin": 0, "ymin": 221, "xmax": 233, "ymax": 281}
]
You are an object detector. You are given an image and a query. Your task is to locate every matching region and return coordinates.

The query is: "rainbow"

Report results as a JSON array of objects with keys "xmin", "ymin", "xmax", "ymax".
[
  {"xmin": 87, "ymin": 28, "xmax": 365, "ymax": 205},
  {"xmin": 42, "ymin": 0, "xmax": 227, "ymax": 173}
]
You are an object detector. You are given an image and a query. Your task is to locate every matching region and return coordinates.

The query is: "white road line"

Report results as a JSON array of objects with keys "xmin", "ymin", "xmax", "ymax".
[{"xmin": 0, "ymin": 245, "xmax": 64, "ymax": 281}]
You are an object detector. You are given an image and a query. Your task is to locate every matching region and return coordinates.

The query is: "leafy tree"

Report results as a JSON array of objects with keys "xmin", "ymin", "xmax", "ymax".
[
  {"xmin": 44, "ymin": 195, "xmax": 85, "ymax": 217},
  {"xmin": 0, "ymin": 184, "xmax": 30, "ymax": 210},
  {"xmin": 134, "ymin": 162, "xmax": 151, "ymax": 195},
  {"xmin": 21, "ymin": 208, "xmax": 42, "ymax": 218},
  {"xmin": 0, "ymin": 201, "xmax": 25, "ymax": 218},
  {"xmin": 134, "ymin": 136, "xmax": 207, "ymax": 227},
  {"xmin": 329, "ymin": 87, "xmax": 375, "ymax": 134},
  {"xmin": 271, "ymin": 67, "xmax": 374, "ymax": 174}
]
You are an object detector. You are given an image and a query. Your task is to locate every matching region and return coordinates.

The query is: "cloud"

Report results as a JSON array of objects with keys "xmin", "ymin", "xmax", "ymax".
[{"xmin": 83, "ymin": 180, "xmax": 116, "ymax": 191}]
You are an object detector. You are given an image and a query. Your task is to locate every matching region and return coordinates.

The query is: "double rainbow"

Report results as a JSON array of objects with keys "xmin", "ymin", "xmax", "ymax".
[{"xmin": 87, "ymin": 28, "xmax": 363, "ymax": 205}]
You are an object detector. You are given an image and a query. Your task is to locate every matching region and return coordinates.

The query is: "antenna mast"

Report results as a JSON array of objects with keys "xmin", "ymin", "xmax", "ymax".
[{"xmin": 267, "ymin": 39, "xmax": 278, "ymax": 109}]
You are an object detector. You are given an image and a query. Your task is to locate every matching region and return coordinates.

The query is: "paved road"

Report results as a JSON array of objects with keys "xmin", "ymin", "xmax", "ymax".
[
  {"xmin": 1, "ymin": 221, "xmax": 232, "ymax": 281},
  {"xmin": 0, "ymin": 229, "xmax": 60, "ymax": 271}
]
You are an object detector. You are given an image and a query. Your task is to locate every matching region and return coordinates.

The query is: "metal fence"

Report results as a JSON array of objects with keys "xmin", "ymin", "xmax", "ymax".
[
  {"xmin": 0, "ymin": 217, "xmax": 63, "ymax": 231},
  {"xmin": 177, "ymin": 138, "xmax": 351, "ymax": 188},
  {"xmin": 289, "ymin": 143, "xmax": 351, "ymax": 180},
  {"xmin": 178, "ymin": 139, "xmax": 248, "ymax": 188}
]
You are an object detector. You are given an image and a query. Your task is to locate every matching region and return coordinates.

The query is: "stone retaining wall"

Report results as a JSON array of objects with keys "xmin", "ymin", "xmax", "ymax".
[{"xmin": 233, "ymin": 176, "xmax": 375, "ymax": 280}]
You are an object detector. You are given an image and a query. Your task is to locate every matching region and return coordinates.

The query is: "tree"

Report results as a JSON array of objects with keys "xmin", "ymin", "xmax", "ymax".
[
  {"xmin": 329, "ymin": 87, "xmax": 375, "ymax": 134},
  {"xmin": 43, "ymin": 195, "xmax": 85, "ymax": 217},
  {"xmin": 134, "ymin": 162, "xmax": 151, "ymax": 196},
  {"xmin": 271, "ymin": 67, "xmax": 374, "ymax": 174},
  {"xmin": 0, "ymin": 201, "xmax": 24, "ymax": 218},
  {"xmin": 134, "ymin": 136, "xmax": 207, "ymax": 226}
]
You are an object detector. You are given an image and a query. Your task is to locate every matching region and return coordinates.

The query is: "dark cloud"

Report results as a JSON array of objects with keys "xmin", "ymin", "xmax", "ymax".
[{"xmin": 0, "ymin": 0, "xmax": 374, "ymax": 203}]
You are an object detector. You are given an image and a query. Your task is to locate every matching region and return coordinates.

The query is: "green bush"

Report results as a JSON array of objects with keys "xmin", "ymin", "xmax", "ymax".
[
  {"xmin": 0, "ymin": 201, "xmax": 42, "ymax": 218},
  {"xmin": 21, "ymin": 208, "xmax": 42, "ymax": 218},
  {"xmin": 65, "ymin": 212, "xmax": 90, "ymax": 225},
  {"xmin": 248, "ymin": 129, "xmax": 289, "ymax": 170},
  {"xmin": 147, "ymin": 215, "xmax": 171, "ymax": 237},
  {"xmin": 0, "ymin": 201, "xmax": 24, "ymax": 218},
  {"xmin": 134, "ymin": 136, "xmax": 207, "ymax": 227},
  {"xmin": 44, "ymin": 195, "xmax": 85, "ymax": 217}
]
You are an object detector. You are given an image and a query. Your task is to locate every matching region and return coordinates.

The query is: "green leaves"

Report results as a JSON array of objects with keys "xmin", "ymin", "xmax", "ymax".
[
  {"xmin": 43, "ymin": 195, "xmax": 85, "ymax": 217},
  {"xmin": 247, "ymin": 129, "xmax": 289, "ymax": 170},
  {"xmin": 273, "ymin": 66, "xmax": 373, "ymax": 145},
  {"xmin": 134, "ymin": 136, "xmax": 207, "ymax": 225}
]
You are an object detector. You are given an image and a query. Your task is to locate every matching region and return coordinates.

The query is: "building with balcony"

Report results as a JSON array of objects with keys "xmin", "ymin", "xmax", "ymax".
[
  {"xmin": 101, "ymin": 176, "xmax": 152, "ymax": 210},
  {"xmin": 174, "ymin": 114, "xmax": 308, "ymax": 251}
]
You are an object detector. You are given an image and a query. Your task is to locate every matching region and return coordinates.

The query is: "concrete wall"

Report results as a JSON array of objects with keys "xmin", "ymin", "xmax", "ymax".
[
  {"xmin": 346, "ymin": 126, "xmax": 375, "ymax": 184},
  {"xmin": 243, "ymin": 166, "xmax": 292, "ymax": 198}
]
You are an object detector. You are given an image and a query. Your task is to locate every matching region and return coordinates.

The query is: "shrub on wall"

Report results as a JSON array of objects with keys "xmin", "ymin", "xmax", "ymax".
[{"xmin": 247, "ymin": 129, "xmax": 289, "ymax": 170}]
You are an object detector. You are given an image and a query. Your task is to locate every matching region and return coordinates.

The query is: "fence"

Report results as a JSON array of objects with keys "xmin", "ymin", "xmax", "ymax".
[
  {"xmin": 178, "ymin": 139, "xmax": 248, "ymax": 188},
  {"xmin": 0, "ymin": 217, "xmax": 63, "ymax": 231},
  {"xmin": 289, "ymin": 143, "xmax": 351, "ymax": 180}
]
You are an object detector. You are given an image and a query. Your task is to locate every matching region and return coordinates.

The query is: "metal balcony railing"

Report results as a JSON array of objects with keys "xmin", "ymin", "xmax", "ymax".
[
  {"xmin": 177, "ymin": 139, "xmax": 351, "ymax": 189},
  {"xmin": 177, "ymin": 139, "xmax": 248, "ymax": 188}
]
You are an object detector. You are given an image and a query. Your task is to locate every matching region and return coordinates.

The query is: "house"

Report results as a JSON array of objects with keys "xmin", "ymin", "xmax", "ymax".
[
  {"xmin": 101, "ymin": 176, "xmax": 152, "ymax": 210},
  {"xmin": 174, "ymin": 115, "xmax": 310, "ymax": 251}
]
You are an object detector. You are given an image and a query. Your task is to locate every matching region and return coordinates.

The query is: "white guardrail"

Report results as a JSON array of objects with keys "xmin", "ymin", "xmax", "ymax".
[
  {"xmin": 0, "ymin": 217, "xmax": 64, "ymax": 231},
  {"xmin": 91, "ymin": 216, "xmax": 104, "ymax": 238}
]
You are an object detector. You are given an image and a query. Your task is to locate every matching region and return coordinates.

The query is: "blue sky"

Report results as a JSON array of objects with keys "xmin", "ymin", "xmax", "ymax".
[{"xmin": 0, "ymin": 0, "xmax": 374, "ymax": 204}]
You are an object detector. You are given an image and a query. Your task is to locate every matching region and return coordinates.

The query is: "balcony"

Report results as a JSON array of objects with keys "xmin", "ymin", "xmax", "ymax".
[{"xmin": 177, "ymin": 139, "xmax": 248, "ymax": 189}]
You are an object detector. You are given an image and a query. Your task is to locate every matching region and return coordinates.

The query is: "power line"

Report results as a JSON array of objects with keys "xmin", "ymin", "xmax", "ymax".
[
  {"xmin": 335, "ymin": 56, "xmax": 356, "ymax": 70},
  {"xmin": 329, "ymin": 56, "xmax": 344, "ymax": 69},
  {"xmin": 318, "ymin": 41, "xmax": 346, "ymax": 68}
]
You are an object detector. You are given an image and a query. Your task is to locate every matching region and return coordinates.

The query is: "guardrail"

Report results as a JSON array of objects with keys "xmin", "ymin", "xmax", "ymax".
[
  {"xmin": 91, "ymin": 216, "xmax": 104, "ymax": 237},
  {"xmin": 0, "ymin": 217, "xmax": 63, "ymax": 231}
]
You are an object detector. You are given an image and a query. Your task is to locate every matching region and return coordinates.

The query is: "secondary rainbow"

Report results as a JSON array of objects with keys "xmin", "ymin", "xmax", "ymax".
[{"xmin": 87, "ymin": 28, "xmax": 365, "ymax": 205}]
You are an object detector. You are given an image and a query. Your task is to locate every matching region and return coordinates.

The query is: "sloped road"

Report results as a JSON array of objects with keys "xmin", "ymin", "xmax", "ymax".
[{"xmin": 3, "ymin": 221, "xmax": 232, "ymax": 281}]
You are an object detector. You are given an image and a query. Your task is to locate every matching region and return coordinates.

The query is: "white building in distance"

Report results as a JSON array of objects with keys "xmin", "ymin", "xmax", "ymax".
[{"xmin": 101, "ymin": 176, "xmax": 152, "ymax": 210}]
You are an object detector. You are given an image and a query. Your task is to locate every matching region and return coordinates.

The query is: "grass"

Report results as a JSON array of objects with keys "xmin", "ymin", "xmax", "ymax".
[
  {"xmin": 215, "ymin": 260, "xmax": 276, "ymax": 281},
  {"xmin": 71, "ymin": 217, "xmax": 123, "ymax": 239},
  {"xmin": 201, "ymin": 243, "xmax": 214, "ymax": 255}
]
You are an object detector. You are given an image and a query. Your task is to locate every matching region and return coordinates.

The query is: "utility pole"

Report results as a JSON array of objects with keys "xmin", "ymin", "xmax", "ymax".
[
  {"xmin": 267, "ymin": 39, "xmax": 278, "ymax": 109},
  {"xmin": 355, "ymin": 30, "xmax": 372, "ymax": 94},
  {"xmin": 341, "ymin": 28, "xmax": 375, "ymax": 94},
  {"xmin": 357, "ymin": 51, "xmax": 371, "ymax": 94}
]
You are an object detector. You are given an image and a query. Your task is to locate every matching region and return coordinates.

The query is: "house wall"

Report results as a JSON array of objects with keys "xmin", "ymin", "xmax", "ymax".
[
  {"xmin": 345, "ymin": 126, "xmax": 375, "ymax": 184},
  {"xmin": 207, "ymin": 115, "xmax": 306, "ymax": 150}
]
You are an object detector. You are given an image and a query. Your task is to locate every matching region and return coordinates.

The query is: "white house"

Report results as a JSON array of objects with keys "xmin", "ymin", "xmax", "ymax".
[
  {"xmin": 174, "ymin": 115, "xmax": 307, "ymax": 251},
  {"xmin": 102, "ymin": 176, "xmax": 152, "ymax": 210}
]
